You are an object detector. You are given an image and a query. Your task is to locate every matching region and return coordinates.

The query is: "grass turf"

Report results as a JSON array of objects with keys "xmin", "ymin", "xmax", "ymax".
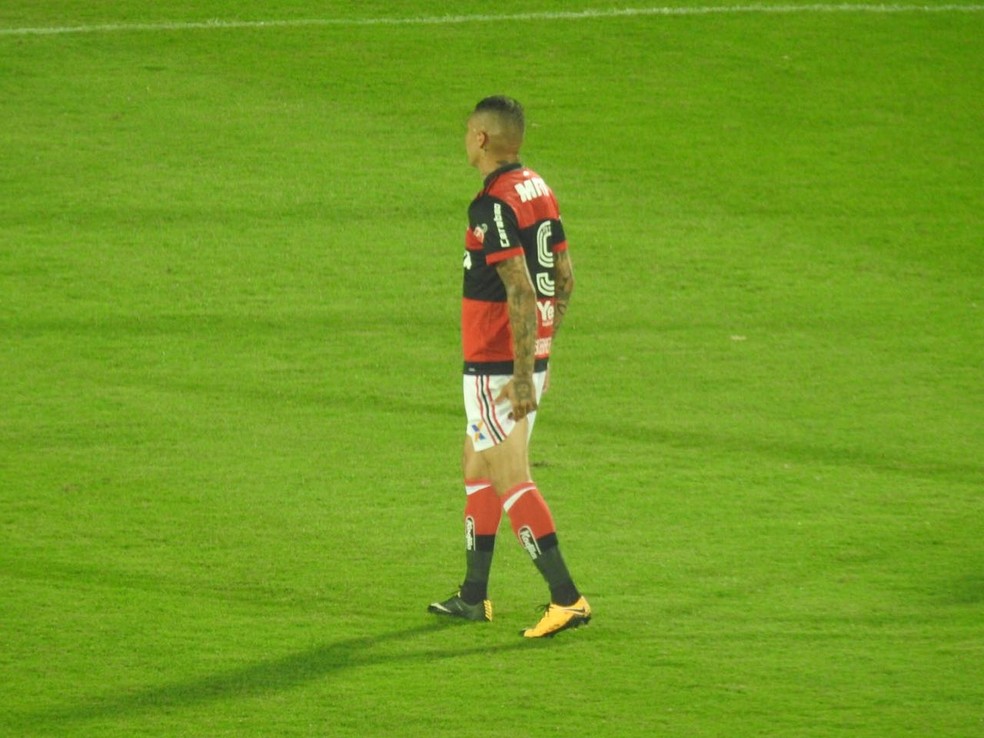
[{"xmin": 1, "ymin": 2, "xmax": 982, "ymax": 736}]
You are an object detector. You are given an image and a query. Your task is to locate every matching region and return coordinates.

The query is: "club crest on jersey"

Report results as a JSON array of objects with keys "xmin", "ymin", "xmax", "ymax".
[{"xmin": 472, "ymin": 224, "xmax": 487, "ymax": 243}]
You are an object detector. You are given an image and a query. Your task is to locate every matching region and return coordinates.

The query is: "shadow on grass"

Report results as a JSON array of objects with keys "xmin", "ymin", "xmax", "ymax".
[{"xmin": 14, "ymin": 620, "xmax": 534, "ymax": 729}]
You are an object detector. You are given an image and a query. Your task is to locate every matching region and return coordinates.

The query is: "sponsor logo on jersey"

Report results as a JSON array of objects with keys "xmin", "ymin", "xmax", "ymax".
[{"xmin": 492, "ymin": 203, "xmax": 511, "ymax": 249}]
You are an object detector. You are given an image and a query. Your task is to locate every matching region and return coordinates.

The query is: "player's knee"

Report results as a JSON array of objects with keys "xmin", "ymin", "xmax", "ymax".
[{"xmin": 489, "ymin": 458, "xmax": 532, "ymax": 497}]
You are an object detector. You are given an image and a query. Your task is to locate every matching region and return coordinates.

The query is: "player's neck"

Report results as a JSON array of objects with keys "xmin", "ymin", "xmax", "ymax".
[{"xmin": 477, "ymin": 153, "xmax": 520, "ymax": 178}]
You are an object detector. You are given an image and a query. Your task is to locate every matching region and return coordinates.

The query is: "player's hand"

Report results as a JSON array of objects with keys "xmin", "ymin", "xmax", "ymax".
[{"xmin": 496, "ymin": 375, "xmax": 538, "ymax": 421}]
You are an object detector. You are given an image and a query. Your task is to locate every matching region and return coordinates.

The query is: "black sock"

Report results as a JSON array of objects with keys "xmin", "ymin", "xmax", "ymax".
[
  {"xmin": 530, "ymin": 534, "xmax": 581, "ymax": 606},
  {"xmin": 461, "ymin": 534, "xmax": 495, "ymax": 604}
]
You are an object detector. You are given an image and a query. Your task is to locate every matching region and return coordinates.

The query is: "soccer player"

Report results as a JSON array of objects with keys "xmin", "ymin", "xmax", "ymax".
[{"xmin": 428, "ymin": 96, "xmax": 591, "ymax": 638}]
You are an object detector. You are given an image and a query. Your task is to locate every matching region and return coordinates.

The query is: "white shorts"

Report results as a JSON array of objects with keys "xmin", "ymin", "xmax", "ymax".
[{"xmin": 463, "ymin": 371, "xmax": 547, "ymax": 452}]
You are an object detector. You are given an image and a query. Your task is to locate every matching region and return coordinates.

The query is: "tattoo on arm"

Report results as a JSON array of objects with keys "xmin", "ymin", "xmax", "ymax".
[
  {"xmin": 552, "ymin": 250, "xmax": 575, "ymax": 336},
  {"xmin": 495, "ymin": 256, "xmax": 538, "ymax": 379}
]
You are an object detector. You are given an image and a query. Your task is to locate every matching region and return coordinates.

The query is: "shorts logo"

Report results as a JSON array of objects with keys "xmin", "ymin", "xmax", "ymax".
[
  {"xmin": 465, "ymin": 516, "xmax": 476, "ymax": 551},
  {"xmin": 470, "ymin": 421, "xmax": 488, "ymax": 443},
  {"xmin": 518, "ymin": 525, "xmax": 541, "ymax": 560}
]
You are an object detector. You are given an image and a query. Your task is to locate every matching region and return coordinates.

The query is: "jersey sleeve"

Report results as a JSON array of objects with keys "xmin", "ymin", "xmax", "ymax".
[
  {"xmin": 469, "ymin": 196, "xmax": 525, "ymax": 265},
  {"xmin": 552, "ymin": 215, "xmax": 568, "ymax": 253}
]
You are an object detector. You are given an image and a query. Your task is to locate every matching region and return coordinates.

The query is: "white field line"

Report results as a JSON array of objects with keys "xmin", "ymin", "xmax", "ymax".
[{"xmin": 1, "ymin": 4, "xmax": 982, "ymax": 37}]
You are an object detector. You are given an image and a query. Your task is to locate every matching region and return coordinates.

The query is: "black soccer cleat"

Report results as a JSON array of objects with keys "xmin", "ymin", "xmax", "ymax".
[{"xmin": 427, "ymin": 591, "xmax": 493, "ymax": 622}]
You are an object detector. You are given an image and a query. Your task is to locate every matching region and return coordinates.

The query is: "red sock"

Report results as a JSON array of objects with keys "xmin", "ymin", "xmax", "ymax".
[
  {"xmin": 502, "ymin": 483, "xmax": 557, "ymax": 558},
  {"xmin": 461, "ymin": 479, "xmax": 500, "ymax": 604},
  {"xmin": 464, "ymin": 479, "xmax": 501, "ymax": 545}
]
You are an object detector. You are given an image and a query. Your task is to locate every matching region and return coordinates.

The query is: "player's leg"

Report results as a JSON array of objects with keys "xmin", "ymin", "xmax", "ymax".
[
  {"xmin": 480, "ymin": 388, "xmax": 590, "ymax": 637},
  {"xmin": 428, "ymin": 376, "xmax": 505, "ymax": 622},
  {"xmin": 431, "ymin": 372, "xmax": 590, "ymax": 635},
  {"xmin": 458, "ymin": 436, "xmax": 501, "ymax": 606},
  {"xmin": 485, "ymin": 422, "xmax": 580, "ymax": 603}
]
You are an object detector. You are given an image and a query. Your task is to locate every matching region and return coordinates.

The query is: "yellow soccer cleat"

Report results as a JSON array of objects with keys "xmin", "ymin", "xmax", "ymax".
[{"xmin": 522, "ymin": 596, "xmax": 591, "ymax": 638}]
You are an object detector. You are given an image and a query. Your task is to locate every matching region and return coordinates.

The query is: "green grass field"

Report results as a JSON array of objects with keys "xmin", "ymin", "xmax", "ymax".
[{"xmin": 2, "ymin": 2, "xmax": 982, "ymax": 736}]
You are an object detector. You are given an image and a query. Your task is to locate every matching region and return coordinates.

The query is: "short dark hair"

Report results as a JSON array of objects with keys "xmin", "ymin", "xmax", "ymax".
[{"xmin": 474, "ymin": 95, "xmax": 525, "ymax": 138}]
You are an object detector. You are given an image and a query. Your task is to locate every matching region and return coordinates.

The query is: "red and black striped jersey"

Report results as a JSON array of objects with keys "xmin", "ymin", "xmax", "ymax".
[{"xmin": 462, "ymin": 162, "xmax": 568, "ymax": 375}]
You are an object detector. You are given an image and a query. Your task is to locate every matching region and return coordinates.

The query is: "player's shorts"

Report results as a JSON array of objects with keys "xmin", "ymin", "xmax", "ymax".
[{"xmin": 463, "ymin": 371, "xmax": 547, "ymax": 452}]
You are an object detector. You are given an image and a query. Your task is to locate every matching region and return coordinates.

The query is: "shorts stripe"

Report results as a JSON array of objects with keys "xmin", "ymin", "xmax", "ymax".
[
  {"xmin": 476, "ymin": 376, "xmax": 507, "ymax": 443},
  {"xmin": 464, "ymin": 371, "xmax": 546, "ymax": 452}
]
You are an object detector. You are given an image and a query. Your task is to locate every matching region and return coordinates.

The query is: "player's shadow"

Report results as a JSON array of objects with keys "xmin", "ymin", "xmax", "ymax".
[{"xmin": 19, "ymin": 621, "xmax": 531, "ymax": 729}]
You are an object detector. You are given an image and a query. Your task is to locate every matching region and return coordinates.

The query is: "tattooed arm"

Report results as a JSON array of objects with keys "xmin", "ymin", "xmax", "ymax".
[
  {"xmin": 552, "ymin": 249, "xmax": 575, "ymax": 337},
  {"xmin": 495, "ymin": 254, "xmax": 539, "ymax": 421}
]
